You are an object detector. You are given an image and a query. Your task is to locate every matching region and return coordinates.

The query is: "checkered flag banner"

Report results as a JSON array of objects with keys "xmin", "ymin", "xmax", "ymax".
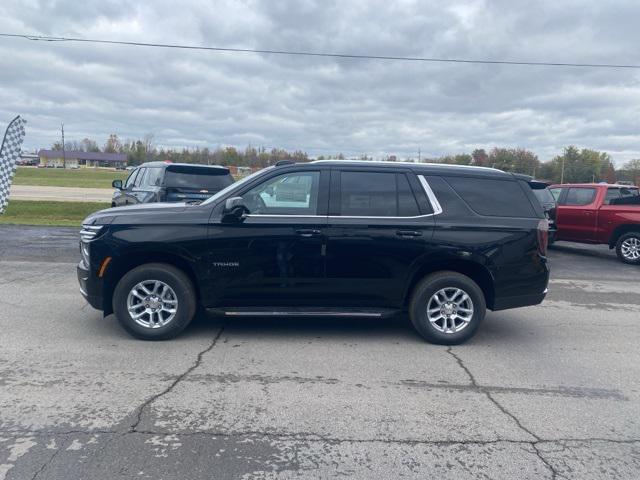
[{"xmin": 0, "ymin": 116, "xmax": 27, "ymax": 214}]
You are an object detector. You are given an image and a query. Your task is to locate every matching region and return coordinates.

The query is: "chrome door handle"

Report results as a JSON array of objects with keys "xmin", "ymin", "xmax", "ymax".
[
  {"xmin": 396, "ymin": 230, "xmax": 422, "ymax": 237},
  {"xmin": 296, "ymin": 229, "xmax": 321, "ymax": 237}
]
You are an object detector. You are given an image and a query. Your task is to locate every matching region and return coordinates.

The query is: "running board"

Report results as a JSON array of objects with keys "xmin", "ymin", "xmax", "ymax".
[{"xmin": 207, "ymin": 307, "xmax": 399, "ymax": 318}]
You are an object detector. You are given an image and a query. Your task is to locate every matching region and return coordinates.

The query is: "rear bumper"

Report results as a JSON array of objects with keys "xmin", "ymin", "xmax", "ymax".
[
  {"xmin": 492, "ymin": 289, "xmax": 547, "ymax": 311},
  {"xmin": 77, "ymin": 262, "xmax": 103, "ymax": 311}
]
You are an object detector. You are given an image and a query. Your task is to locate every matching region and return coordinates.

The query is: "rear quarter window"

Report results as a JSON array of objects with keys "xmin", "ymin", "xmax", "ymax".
[{"xmin": 444, "ymin": 176, "xmax": 536, "ymax": 217}]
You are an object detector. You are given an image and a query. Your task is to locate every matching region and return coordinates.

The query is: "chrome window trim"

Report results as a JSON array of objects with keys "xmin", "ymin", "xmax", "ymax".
[
  {"xmin": 329, "ymin": 214, "xmax": 433, "ymax": 220},
  {"xmin": 245, "ymin": 214, "xmax": 322, "ymax": 219},
  {"xmin": 243, "ymin": 174, "xmax": 443, "ymax": 220},
  {"xmin": 245, "ymin": 213, "xmax": 435, "ymax": 220},
  {"xmin": 417, "ymin": 175, "xmax": 443, "ymax": 215}
]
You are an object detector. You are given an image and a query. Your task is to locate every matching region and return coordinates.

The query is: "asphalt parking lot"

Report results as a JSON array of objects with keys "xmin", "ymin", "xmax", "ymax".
[{"xmin": 0, "ymin": 225, "xmax": 639, "ymax": 479}]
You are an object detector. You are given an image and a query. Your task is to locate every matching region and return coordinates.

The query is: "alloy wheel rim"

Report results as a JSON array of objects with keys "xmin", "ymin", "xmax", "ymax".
[
  {"xmin": 126, "ymin": 280, "xmax": 178, "ymax": 329},
  {"xmin": 621, "ymin": 237, "xmax": 640, "ymax": 260},
  {"xmin": 426, "ymin": 287, "xmax": 474, "ymax": 334}
]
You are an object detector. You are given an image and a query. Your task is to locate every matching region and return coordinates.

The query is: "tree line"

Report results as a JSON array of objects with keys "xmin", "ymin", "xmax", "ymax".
[{"xmin": 52, "ymin": 134, "xmax": 640, "ymax": 184}]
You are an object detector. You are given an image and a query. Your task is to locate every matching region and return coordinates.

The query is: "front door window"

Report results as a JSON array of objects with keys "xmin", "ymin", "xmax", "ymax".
[{"xmin": 242, "ymin": 171, "xmax": 320, "ymax": 215}]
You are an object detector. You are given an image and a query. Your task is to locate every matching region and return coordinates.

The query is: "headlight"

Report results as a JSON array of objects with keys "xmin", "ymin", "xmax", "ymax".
[
  {"xmin": 80, "ymin": 242, "xmax": 90, "ymax": 265},
  {"xmin": 79, "ymin": 225, "xmax": 105, "ymax": 266},
  {"xmin": 80, "ymin": 224, "xmax": 104, "ymax": 241}
]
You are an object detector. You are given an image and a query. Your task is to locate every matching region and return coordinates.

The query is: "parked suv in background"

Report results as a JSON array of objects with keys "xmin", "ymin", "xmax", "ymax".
[
  {"xmin": 79, "ymin": 161, "xmax": 549, "ymax": 345},
  {"xmin": 111, "ymin": 162, "xmax": 234, "ymax": 206},
  {"xmin": 550, "ymin": 183, "xmax": 640, "ymax": 264}
]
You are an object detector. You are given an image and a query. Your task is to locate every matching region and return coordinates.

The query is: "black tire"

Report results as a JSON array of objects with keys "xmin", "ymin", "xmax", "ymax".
[
  {"xmin": 615, "ymin": 232, "xmax": 640, "ymax": 265},
  {"xmin": 409, "ymin": 271, "xmax": 486, "ymax": 345},
  {"xmin": 113, "ymin": 263, "xmax": 197, "ymax": 340}
]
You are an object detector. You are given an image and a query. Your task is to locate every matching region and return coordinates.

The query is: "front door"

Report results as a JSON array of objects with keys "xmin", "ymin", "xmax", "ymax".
[
  {"xmin": 203, "ymin": 169, "xmax": 329, "ymax": 307},
  {"xmin": 556, "ymin": 187, "xmax": 598, "ymax": 242},
  {"xmin": 114, "ymin": 168, "xmax": 139, "ymax": 206},
  {"xmin": 324, "ymin": 169, "xmax": 436, "ymax": 307}
]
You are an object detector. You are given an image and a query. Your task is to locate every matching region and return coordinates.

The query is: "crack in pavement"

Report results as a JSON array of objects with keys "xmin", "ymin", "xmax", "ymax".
[
  {"xmin": 30, "ymin": 436, "xmax": 68, "ymax": 480},
  {"xmin": 128, "ymin": 326, "xmax": 225, "ymax": 432},
  {"xmin": 1, "ymin": 428, "xmax": 638, "ymax": 446},
  {"xmin": 447, "ymin": 347, "xmax": 565, "ymax": 480}
]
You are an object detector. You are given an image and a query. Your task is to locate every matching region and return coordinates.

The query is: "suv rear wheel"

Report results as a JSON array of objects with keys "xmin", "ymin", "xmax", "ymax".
[
  {"xmin": 409, "ymin": 271, "xmax": 486, "ymax": 345},
  {"xmin": 113, "ymin": 263, "xmax": 197, "ymax": 340},
  {"xmin": 616, "ymin": 232, "xmax": 640, "ymax": 265}
]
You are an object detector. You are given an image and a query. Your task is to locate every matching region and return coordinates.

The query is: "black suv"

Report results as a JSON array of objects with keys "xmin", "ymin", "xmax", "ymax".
[
  {"xmin": 111, "ymin": 162, "xmax": 234, "ymax": 206},
  {"xmin": 79, "ymin": 161, "xmax": 549, "ymax": 345},
  {"xmin": 527, "ymin": 179, "xmax": 558, "ymax": 243}
]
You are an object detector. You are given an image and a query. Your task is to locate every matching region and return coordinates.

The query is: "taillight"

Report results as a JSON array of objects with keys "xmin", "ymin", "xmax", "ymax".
[{"xmin": 537, "ymin": 218, "xmax": 549, "ymax": 256}]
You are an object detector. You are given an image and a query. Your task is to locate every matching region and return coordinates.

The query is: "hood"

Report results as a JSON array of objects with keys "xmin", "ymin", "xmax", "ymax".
[{"xmin": 83, "ymin": 202, "xmax": 189, "ymax": 225}]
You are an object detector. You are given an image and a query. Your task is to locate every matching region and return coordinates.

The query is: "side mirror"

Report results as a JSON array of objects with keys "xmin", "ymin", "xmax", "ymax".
[
  {"xmin": 222, "ymin": 197, "xmax": 249, "ymax": 222},
  {"xmin": 112, "ymin": 179, "xmax": 123, "ymax": 189}
]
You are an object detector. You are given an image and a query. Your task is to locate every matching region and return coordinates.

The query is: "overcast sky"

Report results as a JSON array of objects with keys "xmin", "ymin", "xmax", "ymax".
[{"xmin": 1, "ymin": 0, "xmax": 639, "ymax": 164}]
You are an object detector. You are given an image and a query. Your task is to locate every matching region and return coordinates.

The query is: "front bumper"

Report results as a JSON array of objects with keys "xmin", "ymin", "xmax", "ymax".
[{"xmin": 77, "ymin": 261, "xmax": 103, "ymax": 310}]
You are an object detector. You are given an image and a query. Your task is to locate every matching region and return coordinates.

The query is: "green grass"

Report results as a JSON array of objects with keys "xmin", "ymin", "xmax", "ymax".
[
  {"xmin": 14, "ymin": 167, "xmax": 128, "ymax": 189},
  {"xmin": 0, "ymin": 200, "xmax": 110, "ymax": 226}
]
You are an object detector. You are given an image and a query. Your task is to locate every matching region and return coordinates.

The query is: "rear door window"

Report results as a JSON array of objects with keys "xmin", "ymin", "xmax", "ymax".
[
  {"xmin": 445, "ymin": 177, "xmax": 536, "ymax": 217},
  {"xmin": 338, "ymin": 171, "xmax": 420, "ymax": 217},
  {"xmin": 565, "ymin": 188, "xmax": 596, "ymax": 206}
]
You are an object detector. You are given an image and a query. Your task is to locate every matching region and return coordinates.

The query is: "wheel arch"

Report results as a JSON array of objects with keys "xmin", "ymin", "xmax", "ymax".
[
  {"xmin": 102, "ymin": 250, "xmax": 201, "ymax": 316},
  {"xmin": 609, "ymin": 225, "xmax": 640, "ymax": 248},
  {"xmin": 404, "ymin": 259, "xmax": 496, "ymax": 310}
]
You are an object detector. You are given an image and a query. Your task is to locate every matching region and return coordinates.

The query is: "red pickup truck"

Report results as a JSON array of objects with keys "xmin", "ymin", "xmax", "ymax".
[{"xmin": 549, "ymin": 183, "xmax": 640, "ymax": 264}]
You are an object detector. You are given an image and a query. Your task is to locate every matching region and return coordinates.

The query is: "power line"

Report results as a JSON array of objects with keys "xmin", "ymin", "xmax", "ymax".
[{"xmin": 1, "ymin": 32, "xmax": 640, "ymax": 69}]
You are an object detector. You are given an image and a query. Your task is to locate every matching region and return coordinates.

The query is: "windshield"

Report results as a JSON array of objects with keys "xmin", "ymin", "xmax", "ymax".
[
  {"xmin": 532, "ymin": 187, "xmax": 555, "ymax": 204},
  {"xmin": 200, "ymin": 167, "xmax": 274, "ymax": 205}
]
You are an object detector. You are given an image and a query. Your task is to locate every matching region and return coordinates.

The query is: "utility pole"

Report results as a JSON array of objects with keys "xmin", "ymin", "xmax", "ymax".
[
  {"xmin": 560, "ymin": 157, "xmax": 565, "ymax": 184},
  {"xmin": 418, "ymin": 148, "xmax": 421, "ymax": 163},
  {"xmin": 61, "ymin": 123, "xmax": 66, "ymax": 169}
]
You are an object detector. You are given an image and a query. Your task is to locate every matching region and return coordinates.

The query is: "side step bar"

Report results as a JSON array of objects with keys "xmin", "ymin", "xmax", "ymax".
[{"xmin": 207, "ymin": 307, "xmax": 399, "ymax": 318}]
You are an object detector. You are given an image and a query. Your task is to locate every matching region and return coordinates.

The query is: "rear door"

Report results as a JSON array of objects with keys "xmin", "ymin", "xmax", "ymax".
[
  {"xmin": 556, "ymin": 187, "xmax": 599, "ymax": 242},
  {"xmin": 323, "ymin": 168, "xmax": 435, "ymax": 307}
]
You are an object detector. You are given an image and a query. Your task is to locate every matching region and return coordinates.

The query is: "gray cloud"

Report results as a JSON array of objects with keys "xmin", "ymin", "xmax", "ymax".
[{"xmin": 1, "ymin": 0, "xmax": 639, "ymax": 164}]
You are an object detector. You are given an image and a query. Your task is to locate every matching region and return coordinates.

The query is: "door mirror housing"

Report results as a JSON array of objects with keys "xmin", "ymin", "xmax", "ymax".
[
  {"xmin": 112, "ymin": 179, "xmax": 123, "ymax": 189},
  {"xmin": 222, "ymin": 197, "xmax": 249, "ymax": 222}
]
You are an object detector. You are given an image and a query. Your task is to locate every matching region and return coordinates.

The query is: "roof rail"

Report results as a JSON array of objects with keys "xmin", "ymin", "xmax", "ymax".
[{"xmin": 275, "ymin": 160, "xmax": 295, "ymax": 167}]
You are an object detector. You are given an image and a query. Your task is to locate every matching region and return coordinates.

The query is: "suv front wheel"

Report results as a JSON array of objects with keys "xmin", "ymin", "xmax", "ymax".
[
  {"xmin": 409, "ymin": 271, "xmax": 486, "ymax": 345},
  {"xmin": 113, "ymin": 263, "xmax": 197, "ymax": 340}
]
